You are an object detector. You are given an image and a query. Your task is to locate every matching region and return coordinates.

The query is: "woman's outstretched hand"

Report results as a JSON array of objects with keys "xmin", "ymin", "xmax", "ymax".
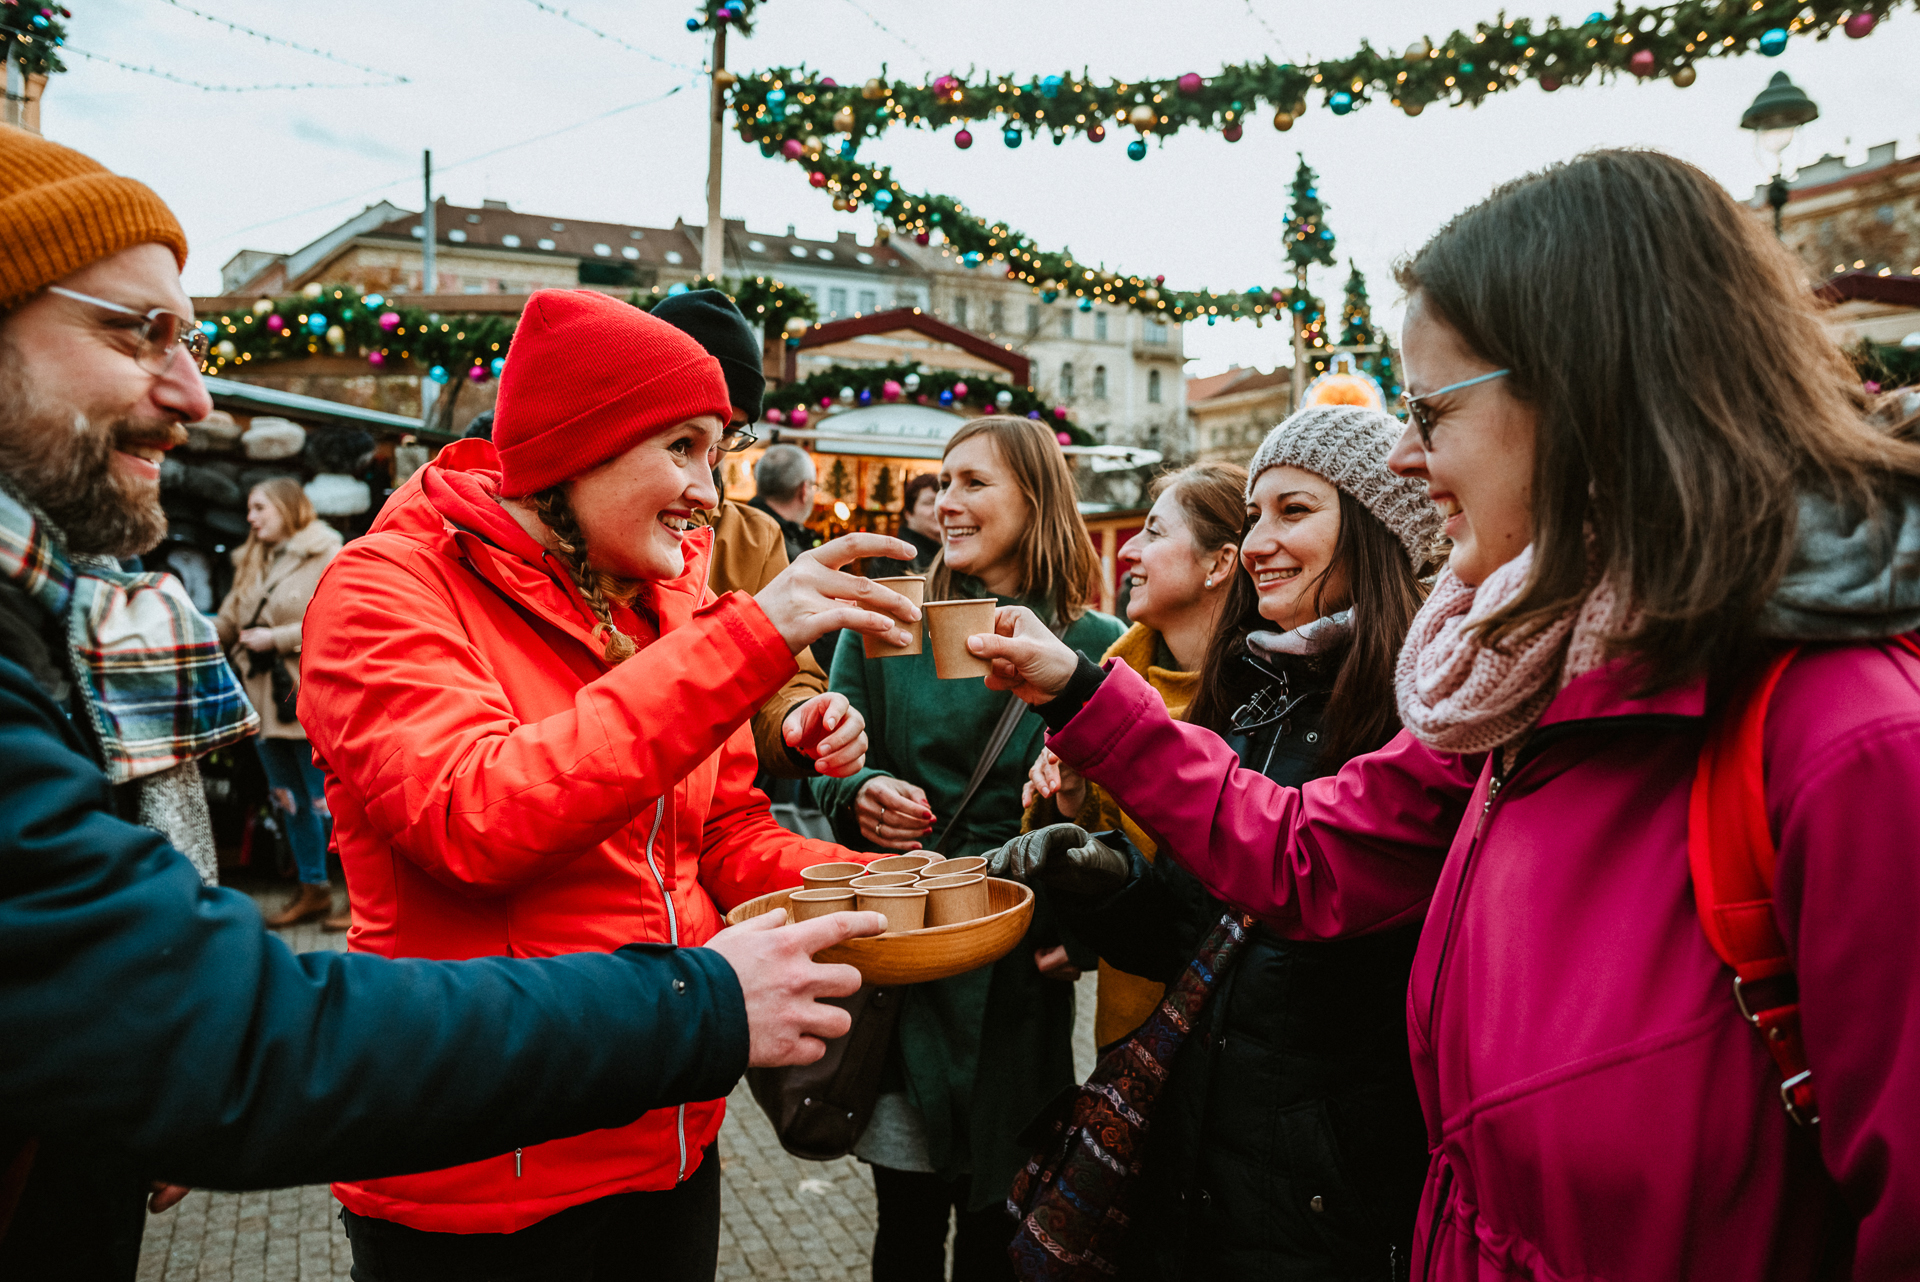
[
  {"xmin": 855, "ymin": 776, "xmax": 935, "ymax": 850},
  {"xmin": 970, "ymin": 606, "xmax": 1080, "ymax": 706},
  {"xmin": 755, "ymin": 533, "xmax": 921, "ymax": 657},
  {"xmin": 783, "ymin": 693, "xmax": 868, "ymax": 778}
]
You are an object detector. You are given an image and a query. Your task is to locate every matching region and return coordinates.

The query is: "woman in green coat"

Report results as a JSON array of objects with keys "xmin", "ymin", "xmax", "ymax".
[{"xmin": 813, "ymin": 416, "xmax": 1123, "ymax": 1281}]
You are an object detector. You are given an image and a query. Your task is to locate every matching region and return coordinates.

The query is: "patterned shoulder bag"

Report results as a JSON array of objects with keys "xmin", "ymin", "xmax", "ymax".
[{"xmin": 1007, "ymin": 910, "xmax": 1255, "ymax": 1279}]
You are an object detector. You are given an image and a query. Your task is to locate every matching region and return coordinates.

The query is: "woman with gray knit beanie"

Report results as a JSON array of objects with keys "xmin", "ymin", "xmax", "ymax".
[{"xmin": 1026, "ymin": 405, "xmax": 1443, "ymax": 1279}]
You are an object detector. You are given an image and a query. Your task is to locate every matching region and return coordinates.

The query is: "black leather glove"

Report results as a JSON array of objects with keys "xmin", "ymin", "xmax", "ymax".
[{"xmin": 986, "ymin": 824, "xmax": 1131, "ymax": 895}]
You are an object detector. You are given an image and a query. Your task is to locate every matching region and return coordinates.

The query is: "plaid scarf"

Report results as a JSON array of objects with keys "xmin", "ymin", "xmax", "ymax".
[{"xmin": 0, "ymin": 480, "xmax": 257, "ymax": 783}]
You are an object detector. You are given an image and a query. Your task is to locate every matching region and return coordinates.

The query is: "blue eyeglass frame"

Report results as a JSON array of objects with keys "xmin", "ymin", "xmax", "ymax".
[{"xmin": 1401, "ymin": 369, "xmax": 1511, "ymax": 445}]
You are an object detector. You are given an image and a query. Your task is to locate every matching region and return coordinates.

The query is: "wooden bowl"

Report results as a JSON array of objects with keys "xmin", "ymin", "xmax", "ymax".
[{"xmin": 724, "ymin": 877, "xmax": 1035, "ymax": 985}]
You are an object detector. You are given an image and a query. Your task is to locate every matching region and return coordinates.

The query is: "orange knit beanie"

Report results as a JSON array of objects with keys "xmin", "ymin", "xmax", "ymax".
[{"xmin": 0, "ymin": 124, "xmax": 188, "ymax": 311}]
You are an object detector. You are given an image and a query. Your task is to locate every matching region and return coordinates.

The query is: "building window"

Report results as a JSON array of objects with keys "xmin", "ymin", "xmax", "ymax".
[
  {"xmin": 989, "ymin": 300, "xmax": 1005, "ymax": 332},
  {"xmin": 1061, "ymin": 313, "xmax": 1075, "ymax": 340},
  {"xmin": 1026, "ymin": 304, "xmax": 1040, "ymax": 335},
  {"xmin": 537, "ymin": 237, "xmax": 557, "ymax": 251},
  {"xmin": 829, "ymin": 287, "xmax": 848, "ymax": 317},
  {"xmin": 1061, "ymin": 362, "xmax": 1075, "ymax": 398},
  {"xmin": 1144, "ymin": 319, "xmax": 1170, "ymax": 346},
  {"xmin": 954, "ymin": 298, "xmax": 969, "ymax": 328},
  {"xmin": 1092, "ymin": 365, "xmax": 1107, "ymax": 399},
  {"xmin": 858, "ymin": 289, "xmax": 877, "ymax": 313},
  {"xmin": 1095, "ymin": 311, "xmax": 1108, "ymax": 341},
  {"xmin": 663, "ymin": 250, "xmax": 683, "ymax": 264},
  {"xmin": 448, "ymin": 229, "xmax": 468, "ymax": 243},
  {"xmin": 896, "ymin": 290, "xmax": 921, "ymax": 310},
  {"xmin": 1148, "ymin": 369, "xmax": 1162, "ymax": 403},
  {"xmin": 592, "ymin": 243, "xmax": 611, "ymax": 256},
  {"xmin": 501, "ymin": 234, "xmax": 521, "ymax": 248}
]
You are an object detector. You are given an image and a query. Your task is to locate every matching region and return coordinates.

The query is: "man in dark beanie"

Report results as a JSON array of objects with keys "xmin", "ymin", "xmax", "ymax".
[{"xmin": 651, "ymin": 290, "xmax": 862, "ymax": 785}]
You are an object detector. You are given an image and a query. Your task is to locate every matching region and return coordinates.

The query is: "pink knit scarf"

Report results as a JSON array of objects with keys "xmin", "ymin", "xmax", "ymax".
[{"xmin": 1394, "ymin": 544, "xmax": 1625, "ymax": 754}]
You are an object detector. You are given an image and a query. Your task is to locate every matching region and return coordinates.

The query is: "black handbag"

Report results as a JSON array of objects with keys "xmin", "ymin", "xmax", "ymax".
[
  {"xmin": 747, "ymin": 690, "xmax": 1034, "ymax": 1160},
  {"xmin": 242, "ymin": 597, "xmax": 300, "ymax": 723}
]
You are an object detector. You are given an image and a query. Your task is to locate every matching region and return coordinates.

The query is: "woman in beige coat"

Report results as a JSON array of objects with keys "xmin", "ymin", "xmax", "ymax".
[{"xmin": 216, "ymin": 477, "xmax": 343, "ymax": 927}]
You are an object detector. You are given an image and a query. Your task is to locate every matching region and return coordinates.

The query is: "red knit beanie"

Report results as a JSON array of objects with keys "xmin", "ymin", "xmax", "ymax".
[{"xmin": 493, "ymin": 289, "xmax": 730, "ymax": 497}]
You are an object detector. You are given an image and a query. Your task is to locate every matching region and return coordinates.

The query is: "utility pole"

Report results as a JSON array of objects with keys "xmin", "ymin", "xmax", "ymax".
[
  {"xmin": 421, "ymin": 149, "xmax": 438, "ymax": 421},
  {"xmin": 701, "ymin": 25, "xmax": 728, "ymax": 281},
  {"xmin": 1289, "ymin": 262, "xmax": 1308, "ymax": 411}
]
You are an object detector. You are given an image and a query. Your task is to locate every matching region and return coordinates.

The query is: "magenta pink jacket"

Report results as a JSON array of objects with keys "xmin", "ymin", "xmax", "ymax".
[{"xmin": 1047, "ymin": 641, "xmax": 1920, "ymax": 1280}]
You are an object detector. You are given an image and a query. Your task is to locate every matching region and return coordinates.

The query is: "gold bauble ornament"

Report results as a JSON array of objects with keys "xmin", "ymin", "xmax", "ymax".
[
  {"xmin": 832, "ymin": 105, "xmax": 856, "ymax": 132},
  {"xmin": 326, "ymin": 325, "xmax": 345, "ymax": 348},
  {"xmin": 1403, "ymin": 100, "xmax": 1425, "ymax": 117},
  {"xmin": 252, "ymin": 297, "xmax": 273, "ymax": 316},
  {"xmin": 1273, "ymin": 109, "xmax": 1295, "ymax": 131},
  {"xmin": 1142, "ymin": 287, "xmax": 1161, "ymax": 303},
  {"xmin": 1672, "ymin": 64, "xmax": 1697, "ymax": 87},
  {"xmin": 1405, "ymin": 38, "xmax": 1432, "ymax": 61},
  {"xmin": 875, "ymin": 222, "xmax": 892, "ymax": 243},
  {"xmin": 713, "ymin": 68, "xmax": 737, "ymax": 89},
  {"xmin": 301, "ymin": 282, "xmax": 324, "ymax": 299},
  {"xmin": 862, "ymin": 77, "xmax": 888, "ymax": 100},
  {"xmin": 784, "ymin": 316, "xmax": 810, "ymax": 335},
  {"xmin": 1128, "ymin": 103, "xmax": 1158, "ymax": 131},
  {"xmin": 1293, "ymin": 98, "xmax": 1307, "ymax": 115},
  {"xmin": 804, "ymin": 134, "xmax": 824, "ymax": 157}
]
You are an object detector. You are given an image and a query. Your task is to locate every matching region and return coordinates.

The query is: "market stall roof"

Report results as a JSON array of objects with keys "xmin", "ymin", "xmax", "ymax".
[
  {"xmin": 203, "ymin": 376, "xmax": 443, "ymax": 440},
  {"xmin": 789, "ymin": 307, "xmax": 1031, "ymax": 386},
  {"xmin": 768, "ymin": 403, "xmax": 1161, "ymax": 469}
]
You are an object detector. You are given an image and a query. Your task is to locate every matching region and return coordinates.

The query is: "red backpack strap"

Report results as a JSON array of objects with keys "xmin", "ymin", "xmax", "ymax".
[{"xmin": 1688, "ymin": 646, "xmax": 1817, "ymax": 1125}]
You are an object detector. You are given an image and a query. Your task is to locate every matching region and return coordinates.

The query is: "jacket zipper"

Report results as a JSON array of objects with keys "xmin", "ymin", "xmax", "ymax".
[
  {"xmin": 637, "ymin": 796, "xmax": 690, "ymax": 1183},
  {"xmin": 1422, "ymin": 763, "xmax": 1507, "ymax": 1046}
]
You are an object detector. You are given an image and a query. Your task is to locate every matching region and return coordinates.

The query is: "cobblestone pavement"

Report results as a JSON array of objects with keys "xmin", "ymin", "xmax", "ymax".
[{"xmin": 139, "ymin": 879, "xmax": 1097, "ymax": 1281}]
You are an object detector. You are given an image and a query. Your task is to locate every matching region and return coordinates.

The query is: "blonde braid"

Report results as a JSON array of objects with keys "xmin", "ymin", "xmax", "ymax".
[{"xmin": 532, "ymin": 485, "xmax": 638, "ymax": 663}]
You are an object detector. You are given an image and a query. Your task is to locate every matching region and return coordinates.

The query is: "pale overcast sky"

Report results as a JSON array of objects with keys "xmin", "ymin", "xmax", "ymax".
[{"xmin": 36, "ymin": 0, "xmax": 1920, "ymax": 375}]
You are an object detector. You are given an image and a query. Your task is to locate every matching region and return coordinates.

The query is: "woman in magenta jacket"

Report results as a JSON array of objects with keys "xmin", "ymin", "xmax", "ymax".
[{"xmin": 980, "ymin": 150, "xmax": 1920, "ymax": 1281}]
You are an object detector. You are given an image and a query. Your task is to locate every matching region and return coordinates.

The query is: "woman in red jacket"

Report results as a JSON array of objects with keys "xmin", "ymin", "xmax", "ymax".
[{"xmin": 299, "ymin": 290, "xmax": 919, "ymax": 1278}]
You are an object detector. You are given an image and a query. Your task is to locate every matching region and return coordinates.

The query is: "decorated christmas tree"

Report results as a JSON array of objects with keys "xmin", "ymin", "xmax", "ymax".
[
  {"xmin": 823, "ymin": 457, "xmax": 854, "ymax": 502},
  {"xmin": 1284, "ymin": 155, "xmax": 1337, "ymax": 271},
  {"xmin": 1340, "ymin": 262, "xmax": 1398, "ymax": 395}
]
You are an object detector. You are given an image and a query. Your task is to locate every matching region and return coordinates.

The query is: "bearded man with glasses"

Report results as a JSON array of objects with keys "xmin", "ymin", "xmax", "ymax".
[{"xmin": 0, "ymin": 125, "xmax": 885, "ymax": 1281}]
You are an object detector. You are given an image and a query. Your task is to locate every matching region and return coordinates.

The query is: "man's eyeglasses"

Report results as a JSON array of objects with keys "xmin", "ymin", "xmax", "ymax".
[
  {"xmin": 1401, "ymin": 369, "xmax": 1510, "ymax": 447},
  {"xmin": 47, "ymin": 285, "xmax": 210, "ymax": 375},
  {"xmin": 706, "ymin": 425, "xmax": 758, "ymax": 465}
]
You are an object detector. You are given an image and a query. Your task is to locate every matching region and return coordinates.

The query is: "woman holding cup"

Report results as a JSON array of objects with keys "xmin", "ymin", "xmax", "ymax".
[
  {"xmin": 980, "ymin": 153, "xmax": 1920, "ymax": 1279},
  {"xmin": 811, "ymin": 415, "xmax": 1123, "ymax": 1278}
]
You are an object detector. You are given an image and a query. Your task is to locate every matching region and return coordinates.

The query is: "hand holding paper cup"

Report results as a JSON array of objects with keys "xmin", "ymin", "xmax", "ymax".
[
  {"xmin": 925, "ymin": 599, "xmax": 999, "ymax": 679},
  {"xmin": 863, "ymin": 576, "xmax": 926, "ymax": 658}
]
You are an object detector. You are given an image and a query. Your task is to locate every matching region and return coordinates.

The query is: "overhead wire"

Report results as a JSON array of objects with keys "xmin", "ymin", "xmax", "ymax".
[
  {"xmin": 152, "ymin": 0, "xmax": 408, "ymax": 83},
  {"xmin": 517, "ymin": 0, "xmax": 701, "ymax": 71},
  {"xmin": 835, "ymin": 0, "xmax": 935, "ymax": 65},
  {"xmin": 62, "ymin": 46, "xmax": 398, "ymax": 92}
]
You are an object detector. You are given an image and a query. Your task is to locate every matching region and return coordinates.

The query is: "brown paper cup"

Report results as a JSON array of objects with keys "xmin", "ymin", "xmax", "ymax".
[
  {"xmin": 863, "ymin": 576, "xmax": 926, "ymax": 659},
  {"xmin": 857, "ymin": 887, "xmax": 928, "ymax": 933},
  {"xmin": 919, "ymin": 873, "xmax": 990, "ymax": 927},
  {"xmin": 933, "ymin": 856, "xmax": 987, "ymax": 877},
  {"xmin": 869, "ymin": 854, "xmax": 938, "ymax": 876},
  {"xmin": 849, "ymin": 872, "xmax": 918, "ymax": 890},
  {"xmin": 787, "ymin": 887, "xmax": 855, "ymax": 922},
  {"xmin": 924, "ymin": 599, "xmax": 998, "ymax": 679},
  {"xmin": 799, "ymin": 861, "xmax": 866, "ymax": 890}
]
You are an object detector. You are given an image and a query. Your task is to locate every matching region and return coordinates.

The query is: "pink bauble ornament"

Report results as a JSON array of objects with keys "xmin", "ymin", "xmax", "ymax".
[
  {"xmin": 1629, "ymin": 48, "xmax": 1656, "ymax": 77},
  {"xmin": 954, "ymin": 128, "xmax": 973, "ymax": 150},
  {"xmin": 1053, "ymin": 406, "xmax": 1068, "ymax": 420},
  {"xmin": 1223, "ymin": 123, "xmax": 1243, "ymax": 142},
  {"xmin": 367, "ymin": 351, "xmax": 385, "ymax": 367},
  {"xmin": 789, "ymin": 407, "xmax": 809, "ymax": 426},
  {"xmin": 1541, "ymin": 74, "xmax": 1562, "ymax": 92},
  {"xmin": 914, "ymin": 232, "xmax": 931, "ymax": 245},
  {"xmin": 765, "ymin": 407, "xmax": 786, "ymax": 424},
  {"xmin": 1845, "ymin": 11, "xmax": 1876, "ymax": 37},
  {"xmin": 917, "ymin": 394, "xmax": 929, "ymax": 404},
  {"xmin": 782, "ymin": 138, "xmax": 804, "ymax": 159},
  {"xmin": 1056, "ymin": 431, "xmax": 1072, "ymax": 445},
  {"xmin": 467, "ymin": 364, "xmax": 487, "ymax": 382},
  {"xmin": 821, "ymin": 76, "xmax": 838, "ymax": 87},
  {"xmin": 882, "ymin": 379, "xmax": 903, "ymax": 400},
  {"xmin": 1177, "ymin": 73, "xmax": 1202, "ymax": 95},
  {"xmin": 819, "ymin": 396, "xmax": 832, "ymax": 408},
  {"xmin": 378, "ymin": 311, "xmax": 401, "ymax": 331},
  {"xmin": 952, "ymin": 381, "xmax": 968, "ymax": 398},
  {"xmin": 266, "ymin": 314, "xmax": 284, "ymax": 330},
  {"xmin": 809, "ymin": 170, "xmax": 828, "ymax": 188}
]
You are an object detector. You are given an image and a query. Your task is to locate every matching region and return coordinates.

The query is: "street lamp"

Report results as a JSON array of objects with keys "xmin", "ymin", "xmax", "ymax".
[{"xmin": 1741, "ymin": 71, "xmax": 1820, "ymax": 237}]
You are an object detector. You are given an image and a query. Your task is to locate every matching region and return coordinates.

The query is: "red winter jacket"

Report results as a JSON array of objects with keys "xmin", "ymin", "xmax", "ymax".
[{"xmin": 300, "ymin": 439, "xmax": 856, "ymax": 1232}]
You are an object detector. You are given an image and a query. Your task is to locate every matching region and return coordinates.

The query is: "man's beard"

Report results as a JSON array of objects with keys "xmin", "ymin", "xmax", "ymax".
[{"xmin": 0, "ymin": 341, "xmax": 184, "ymax": 559}]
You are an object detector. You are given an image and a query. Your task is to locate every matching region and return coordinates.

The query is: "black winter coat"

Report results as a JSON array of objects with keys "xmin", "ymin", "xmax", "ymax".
[
  {"xmin": 1053, "ymin": 652, "xmax": 1427, "ymax": 1282},
  {"xmin": 0, "ymin": 588, "xmax": 750, "ymax": 1279}
]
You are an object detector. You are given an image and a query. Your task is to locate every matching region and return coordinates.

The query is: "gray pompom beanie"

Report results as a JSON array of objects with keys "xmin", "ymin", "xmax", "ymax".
[{"xmin": 1245, "ymin": 406, "xmax": 1442, "ymax": 566}]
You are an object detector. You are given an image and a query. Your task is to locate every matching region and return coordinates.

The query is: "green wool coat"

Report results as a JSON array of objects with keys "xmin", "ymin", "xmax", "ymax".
[{"xmin": 811, "ymin": 590, "xmax": 1124, "ymax": 1210}]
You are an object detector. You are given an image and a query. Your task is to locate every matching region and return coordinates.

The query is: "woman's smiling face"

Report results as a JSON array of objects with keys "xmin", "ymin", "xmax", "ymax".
[
  {"xmin": 937, "ymin": 434, "xmax": 1028, "ymax": 595},
  {"xmin": 1388, "ymin": 292, "xmax": 1537, "ymax": 586},
  {"xmin": 567, "ymin": 415, "xmax": 724, "ymax": 582},
  {"xmin": 1240, "ymin": 465, "xmax": 1348, "ymax": 630}
]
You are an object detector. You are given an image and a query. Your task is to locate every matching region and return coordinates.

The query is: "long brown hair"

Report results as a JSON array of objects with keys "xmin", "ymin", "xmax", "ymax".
[
  {"xmin": 926, "ymin": 416, "xmax": 1098, "ymax": 623},
  {"xmin": 1396, "ymin": 148, "xmax": 1920, "ymax": 691},
  {"xmin": 1150, "ymin": 461, "xmax": 1247, "ymax": 565},
  {"xmin": 1189, "ymin": 489, "xmax": 1426, "ymax": 767}
]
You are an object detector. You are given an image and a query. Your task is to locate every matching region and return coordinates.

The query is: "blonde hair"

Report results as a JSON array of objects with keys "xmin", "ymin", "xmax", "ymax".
[
  {"xmin": 926, "ymin": 416, "xmax": 1097, "ymax": 623},
  {"xmin": 235, "ymin": 477, "xmax": 314, "ymax": 578}
]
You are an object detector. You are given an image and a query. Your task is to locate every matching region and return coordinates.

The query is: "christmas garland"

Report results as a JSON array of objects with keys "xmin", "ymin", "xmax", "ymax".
[
  {"xmin": 734, "ymin": 0, "xmax": 1906, "ymax": 322},
  {"xmin": 763, "ymin": 360, "xmax": 1095, "ymax": 445},
  {"xmin": 194, "ymin": 275, "xmax": 820, "ymax": 385},
  {"xmin": 2, "ymin": 2, "xmax": 71, "ymax": 78}
]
